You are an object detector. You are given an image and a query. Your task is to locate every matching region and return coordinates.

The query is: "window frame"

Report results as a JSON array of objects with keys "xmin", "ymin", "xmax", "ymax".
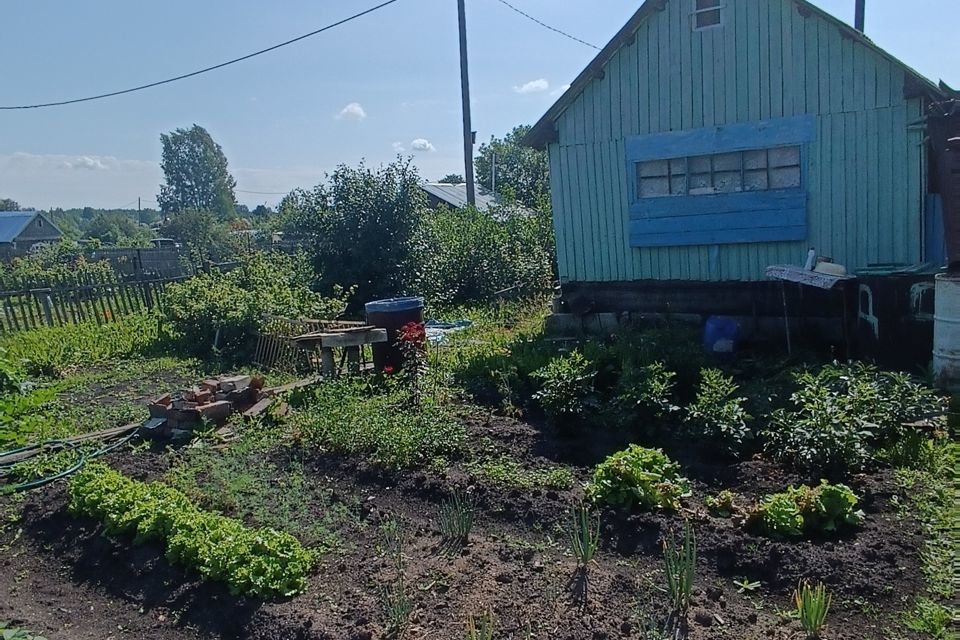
[
  {"xmin": 624, "ymin": 115, "xmax": 816, "ymax": 248},
  {"xmin": 692, "ymin": 0, "xmax": 724, "ymax": 32}
]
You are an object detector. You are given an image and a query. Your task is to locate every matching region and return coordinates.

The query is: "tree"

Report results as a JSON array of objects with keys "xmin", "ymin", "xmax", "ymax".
[
  {"xmin": 438, "ymin": 173, "xmax": 464, "ymax": 184},
  {"xmin": 162, "ymin": 210, "xmax": 239, "ymax": 263},
  {"xmin": 85, "ymin": 212, "xmax": 152, "ymax": 246},
  {"xmin": 157, "ymin": 124, "xmax": 237, "ymax": 218},
  {"xmin": 474, "ymin": 125, "xmax": 550, "ymax": 210},
  {"xmin": 0, "ymin": 198, "xmax": 20, "ymax": 211},
  {"xmin": 279, "ymin": 159, "xmax": 424, "ymax": 306}
]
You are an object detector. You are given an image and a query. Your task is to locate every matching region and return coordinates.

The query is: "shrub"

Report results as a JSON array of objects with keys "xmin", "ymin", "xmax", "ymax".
[
  {"xmin": 763, "ymin": 363, "xmax": 945, "ymax": 476},
  {"xmin": 615, "ymin": 361, "xmax": 679, "ymax": 424},
  {"xmin": 586, "ymin": 445, "xmax": 690, "ymax": 511},
  {"xmin": 685, "ymin": 368, "xmax": 752, "ymax": 456},
  {"xmin": 68, "ymin": 463, "xmax": 315, "ymax": 597},
  {"xmin": 163, "ymin": 251, "xmax": 347, "ymax": 355},
  {"xmin": 532, "ymin": 350, "xmax": 597, "ymax": 426},
  {"xmin": 749, "ymin": 481, "xmax": 864, "ymax": 538},
  {"xmin": 409, "ymin": 205, "xmax": 554, "ymax": 306}
]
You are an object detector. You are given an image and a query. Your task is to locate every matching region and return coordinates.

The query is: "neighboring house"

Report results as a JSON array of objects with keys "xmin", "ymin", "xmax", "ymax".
[
  {"xmin": 525, "ymin": 0, "xmax": 955, "ymax": 320},
  {"xmin": 420, "ymin": 182, "xmax": 530, "ymax": 216},
  {"xmin": 0, "ymin": 211, "xmax": 63, "ymax": 260}
]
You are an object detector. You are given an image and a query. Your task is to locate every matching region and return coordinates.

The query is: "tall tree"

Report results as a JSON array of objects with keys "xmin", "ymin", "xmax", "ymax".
[
  {"xmin": 474, "ymin": 125, "xmax": 550, "ymax": 210},
  {"xmin": 438, "ymin": 173, "xmax": 464, "ymax": 184},
  {"xmin": 0, "ymin": 198, "xmax": 20, "ymax": 211},
  {"xmin": 157, "ymin": 124, "xmax": 237, "ymax": 218}
]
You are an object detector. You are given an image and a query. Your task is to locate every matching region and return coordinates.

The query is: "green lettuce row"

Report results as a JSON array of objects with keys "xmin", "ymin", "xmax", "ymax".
[{"xmin": 68, "ymin": 463, "xmax": 315, "ymax": 597}]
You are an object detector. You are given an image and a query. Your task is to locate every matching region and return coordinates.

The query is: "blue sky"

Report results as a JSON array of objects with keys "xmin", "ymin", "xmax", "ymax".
[{"xmin": 0, "ymin": 0, "xmax": 956, "ymax": 210}]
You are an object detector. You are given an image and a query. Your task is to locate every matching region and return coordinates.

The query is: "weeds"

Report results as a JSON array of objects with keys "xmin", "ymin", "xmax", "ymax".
[
  {"xmin": 662, "ymin": 522, "xmax": 696, "ymax": 627},
  {"xmin": 794, "ymin": 581, "xmax": 831, "ymax": 639},
  {"xmin": 437, "ymin": 491, "xmax": 475, "ymax": 550},
  {"xmin": 568, "ymin": 504, "xmax": 600, "ymax": 568},
  {"xmin": 466, "ymin": 606, "xmax": 495, "ymax": 640}
]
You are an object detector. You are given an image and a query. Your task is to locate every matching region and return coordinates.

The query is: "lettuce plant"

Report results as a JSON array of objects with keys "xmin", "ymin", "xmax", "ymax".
[{"xmin": 587, "ymin": 445, "xmax": 690, "ymax": 511}]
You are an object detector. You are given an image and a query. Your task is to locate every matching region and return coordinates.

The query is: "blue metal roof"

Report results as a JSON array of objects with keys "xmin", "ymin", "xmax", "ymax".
[{"xmin": 0, "ymin": 211, "xmax": 39, "ymax": 243}]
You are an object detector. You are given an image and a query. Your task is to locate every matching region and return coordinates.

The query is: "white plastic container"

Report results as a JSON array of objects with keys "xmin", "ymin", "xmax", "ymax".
[{"xmin": 933, "ymin": 273, "xmax": 960, "ymax": 391}]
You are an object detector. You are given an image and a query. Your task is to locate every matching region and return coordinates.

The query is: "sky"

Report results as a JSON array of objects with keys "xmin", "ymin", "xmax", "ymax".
[{"xmin": 0, "ymin": 0, "xmax": 957, "ymax": 211}]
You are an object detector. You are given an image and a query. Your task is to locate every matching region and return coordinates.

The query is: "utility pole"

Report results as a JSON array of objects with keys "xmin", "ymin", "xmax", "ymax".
[
  {"xmin": 854, "ymin": 0, "xmax": 865, "ymax": 32},
  {"xmin": 457, "ymin": 0, "xmax": 476, "ymax": 206},
  {"xmin": 137, "ymin": 197, "xmax": 141, "ymax": 225}
]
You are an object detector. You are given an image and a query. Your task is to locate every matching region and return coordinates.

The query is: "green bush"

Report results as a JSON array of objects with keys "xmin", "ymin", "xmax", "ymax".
[
  {"xmin": 291, "ymin": 378, "xmax": 466, "ymax": 469},
  {"xmin": 532, "ymin": 350, "xmax": 597, "ymax": 426},
  {"xmin": 763, "ymin": 363, "xmax": 946, "ymax": 476},
  {"xmin": 586, "ymin": 445, "xmax": 690, "ymax": 511},
  {"xmin": 409, "ymin": 205, "xmax": 554, "ymax": 306},
  {"xmin": 750, "ymin": 481, "xmax": 864, "ymax": 538},
  {"xmin": 68, "ymin": 463, "xmax": 315, "ymax": 597},
  {"xmin": 0, "ymin": 241, "xmax": 116, "ymax": 290},
  {"xmin": 685, "ymin": 368, "xmax": 752, "ymax": 457},
  {"xmin": 163, "ymin": 251, "xmax": 347, "ymax": 355}
]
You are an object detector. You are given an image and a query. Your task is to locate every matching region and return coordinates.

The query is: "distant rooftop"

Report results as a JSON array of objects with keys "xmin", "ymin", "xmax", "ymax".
[
  {"xmin": 0, "ymin": 211, "xmax": 57, "ymax": 244},
  {"xmin": 420, "ymin": 182, "xmax": 530, "ymax": 214}
]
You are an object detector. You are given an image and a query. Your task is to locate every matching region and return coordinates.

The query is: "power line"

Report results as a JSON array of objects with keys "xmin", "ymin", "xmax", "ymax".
[
  {"xmin": 236, "ymin": 189, "xmax": 289, "ymax": 196},
  {"xmin": 492, "ymin": 0, "xmax": 600, "ymax": 50},
  {"xmin": 0, "ymin": 0, "xmax": 401, "ymax": 110}
]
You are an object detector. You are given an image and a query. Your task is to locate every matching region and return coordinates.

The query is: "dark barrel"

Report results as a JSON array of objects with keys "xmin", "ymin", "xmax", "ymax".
[{"xmin": 365, "ymin": 297, "xmax": 425, "ymax": 371}]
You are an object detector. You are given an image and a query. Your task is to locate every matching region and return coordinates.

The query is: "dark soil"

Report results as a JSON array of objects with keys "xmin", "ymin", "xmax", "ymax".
[{"xmin": 0, "ymin": 410, "xmax": 929, "ymax": 640}]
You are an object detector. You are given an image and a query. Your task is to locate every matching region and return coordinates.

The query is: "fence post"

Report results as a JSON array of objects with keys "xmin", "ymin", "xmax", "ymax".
[{"xmin": 32, "ymin": 288, "xmax": 54, "ymax": 327}]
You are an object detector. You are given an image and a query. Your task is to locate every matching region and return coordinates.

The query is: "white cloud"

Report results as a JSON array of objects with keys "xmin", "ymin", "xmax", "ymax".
[
  {"xmin": 514, "ymin": 78, "xmax": 550, "ymax": 94},
  {"xmin": 410, "ymin": 138, "xmax": 435, "ymax": 152},
  {"xmin": 61, "ymin": 155, "xmax": 108, "ymax": 171},
  {"xmin": 392, "ymin": 141, "xmax": 406, "ymax": 153},
  {"xmin": 336, "ymin": 102, "xmax": 367, "ymax": 121},
  {"xmin": 550, "ymin": 84, "xmax": 571, "ymax": 97}
]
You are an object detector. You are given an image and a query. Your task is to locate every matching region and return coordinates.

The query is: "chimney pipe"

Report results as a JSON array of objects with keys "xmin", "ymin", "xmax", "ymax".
[{"xmin": 854, "ymin": 0, "xmax": 865, "ymax": 32}]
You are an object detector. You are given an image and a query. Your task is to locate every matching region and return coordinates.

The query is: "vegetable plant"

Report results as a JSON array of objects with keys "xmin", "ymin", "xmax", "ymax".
[
  {"xmin": 750, "ymin": 481, "xmax": 864, "ymax": 538},
  {"xmin": 68, "ymin": 463, "xmax": 315, "ymax": 597},
  {"xmin": 466, "ymin": 606, "xmax": 496, "ymax": 640},
  {"xmin": 531, "ymin": 350, "xmax": 597, "ymax": 427},
  {"xmin": 705, "ymin": 489, "xmax": 739, "ymax": 518},
  {"xmin": 685, "ymin": 368, "xmax": 752, "ymax": 457},
  {"xmin": 794, "ymin": 580, "xmax": 831, "ymax": 639},
  {"xmin": 662, "ymin": 522, "xmax": 696, "ymax": 626},
  {"xmin": 586, "ymin": 445, "xmax": 690, "ymax": 511},
  {"xmin": 568, "ymin": 503, "xmax": 600, "ymax": 568},
  {"xmin": 437, "ymin": 491, "xmax": 475, "ymax": 550}
]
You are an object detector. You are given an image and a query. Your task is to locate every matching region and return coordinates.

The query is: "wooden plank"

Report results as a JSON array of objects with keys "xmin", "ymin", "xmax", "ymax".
[{"xmin": 630, "ymin": 224, "xmax": 807, "ymax": 248}]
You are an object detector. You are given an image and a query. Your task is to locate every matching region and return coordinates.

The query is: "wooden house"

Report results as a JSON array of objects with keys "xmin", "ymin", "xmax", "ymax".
[
  {"xmin": 0, "ymin": 211, "xmax": 62, "ymax": 260},
  {"xmin": 525, "ymin": 0, "xmax": 953, "ymax": 324}
]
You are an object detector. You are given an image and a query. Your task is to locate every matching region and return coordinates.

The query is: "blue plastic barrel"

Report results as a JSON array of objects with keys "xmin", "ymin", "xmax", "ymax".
[
  {"xmin": 365, "ymin": 297, "xmax": 425, "ymax": 371},
  {"xmin": 703, "ymin": 316, "xmax": 740, "ymax": 358}
]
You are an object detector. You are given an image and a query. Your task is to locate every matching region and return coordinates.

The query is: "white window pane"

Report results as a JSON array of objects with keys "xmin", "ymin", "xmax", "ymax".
[
  {"xmin": 744, "ymin": 169, "xmax": 768, "ymax": 191},
  {"xmin": 714, "ymin": 170, "xmax": 743, "ymax": 193},
  {"xmin": 744, "ymin": 149, "xmax": 767, "ymax": 170},
  {"xmin": 640, "ymin": 177, "xmax": 670, "ymax": 197},
  {"xmin": 689, "ymin": 156, "xmax": 711, "ymax": 173},
  {"xmin": 770, "ymin": 166, "xmax": 801, "ymax": 189},
  {"xmin": 640, "ymin": 160, "xmax": 669, "ymax": 177},
  {"xmin": 713, "ymin": 152, "xmax": 740, "ymax": 172},
  {"xmin": 769, "ymin": 146, "xmax": 801, "ymax": 168},
  {"xmin": 670, "ymin": 176, "xmax": 687, "ymax": 195}
]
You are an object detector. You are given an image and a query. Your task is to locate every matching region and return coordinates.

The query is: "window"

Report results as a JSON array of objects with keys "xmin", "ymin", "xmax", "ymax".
[
  {"xmin": 636, "ymin": 146, "xmax": 801, "ymax": 199},
  {"xmin": 693, "ymin": 0, "xmax": 722, "ymax": 30}
]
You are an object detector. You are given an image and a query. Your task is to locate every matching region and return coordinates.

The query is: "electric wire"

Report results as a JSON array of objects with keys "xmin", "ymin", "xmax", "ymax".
[
  {"xmin": 0, "ymin": 0, "xmax": 401, "ymax": 110},
  {"xmin": 492, "ymin": 0, "xmax": 600, "ymax": 50},
  {"xmin": 236, "ymin": 189, "xmax": 290, "ymax": 196}
]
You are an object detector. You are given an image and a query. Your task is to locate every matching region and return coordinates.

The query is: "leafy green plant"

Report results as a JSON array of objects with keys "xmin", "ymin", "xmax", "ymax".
[
  {"xmin": 662, "ymin": 522, "xmax": 696, "ymax": 625},
  {"xmin": 531, "ymin": 350, "xmax": 597, "ymax": 426},
  {"xmin": 763, "ymin": 363, "xmax": 947, "ymax": 476},
  {"xmin": 685, "ymin": 368, "xmax": 752, "ymax": 457},
  {"xmin": 568, "ymin": 504, "xmax": 600, "ymax": 568},
  {"xmin": 705, "ymin": 489, "xmax": 739, "ymax": 518},
  {"xmin": 437, "ymin": 491, "xmax": 475, "ymax": 549},
  {"xmin": 750, "ymin": 481, "xmax": 864, "ymax": 538},
  {"xmin": 794, "ymin": 581, "xmax": 831, "ymax": 639},
  {"xmin": 466, "ymin": 606, "xmax": 496, "ymax": 640},
  {"xmin": 734, "ymin": 578, "xmax": 761, "ymax": 594},
  {"xmin": 615, "ymin": 361, "xmax": 679, "ymax": 424},
  {"xmin": 68, "ymin": 463, "xmax": 315, "ymax": 597},
  {"xmin": 465, "ymin": 457, "xmax": 574, "ymax": 491},
  {"xmin": 0, "ymin": 622, "xmax": 48, "ymax": 640},
  {"xmin": 378, "ymin": 519, "xmax": 413, "ymax": 638},
  {"xmin": 586, "ymin": 445, "xmax": 690, "ymax": 511}
]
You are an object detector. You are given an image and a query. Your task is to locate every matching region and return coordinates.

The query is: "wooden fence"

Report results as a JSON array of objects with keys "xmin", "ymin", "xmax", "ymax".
[{"xmin": 0, "ymin": 274, "xmax": 184, "ymax": 333}]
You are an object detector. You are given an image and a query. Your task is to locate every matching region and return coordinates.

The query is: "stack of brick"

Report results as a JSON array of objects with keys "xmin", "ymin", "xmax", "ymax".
[{"xmin": 146, "ymin": 375, "xmax": 264, "ymax": 439}]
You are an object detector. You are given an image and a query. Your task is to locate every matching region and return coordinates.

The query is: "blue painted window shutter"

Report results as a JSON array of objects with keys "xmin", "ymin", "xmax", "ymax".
[{"xmin": 625, "ymin": 115, "xmax": 816, "ymax": 248}]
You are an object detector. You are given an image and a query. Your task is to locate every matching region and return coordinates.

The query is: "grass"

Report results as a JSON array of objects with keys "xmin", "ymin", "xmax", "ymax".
[
  {"xmin": 465, "ymin": 457, "xmax": 575, "ymax": 491},
  {"xmin": 893, "ymin": 438, "xmax": 958, "ymax": 639}
]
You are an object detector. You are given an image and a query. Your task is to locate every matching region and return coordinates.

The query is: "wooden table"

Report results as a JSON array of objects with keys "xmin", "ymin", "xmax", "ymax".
[{"xmin": 292, "ymin": 326, "xmax": 388, "ymax": 377}]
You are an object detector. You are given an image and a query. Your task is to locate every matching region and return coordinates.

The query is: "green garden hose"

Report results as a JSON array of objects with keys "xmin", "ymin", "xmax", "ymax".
[{"xmin": 0, "ymin": 424, "xmax": 141, "ymax": 493}]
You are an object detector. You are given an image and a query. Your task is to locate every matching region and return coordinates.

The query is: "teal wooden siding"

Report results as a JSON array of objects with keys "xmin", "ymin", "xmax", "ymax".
[{"xmin": 548, "ymin": 0, "xmax": 926, "ymax": 283}]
